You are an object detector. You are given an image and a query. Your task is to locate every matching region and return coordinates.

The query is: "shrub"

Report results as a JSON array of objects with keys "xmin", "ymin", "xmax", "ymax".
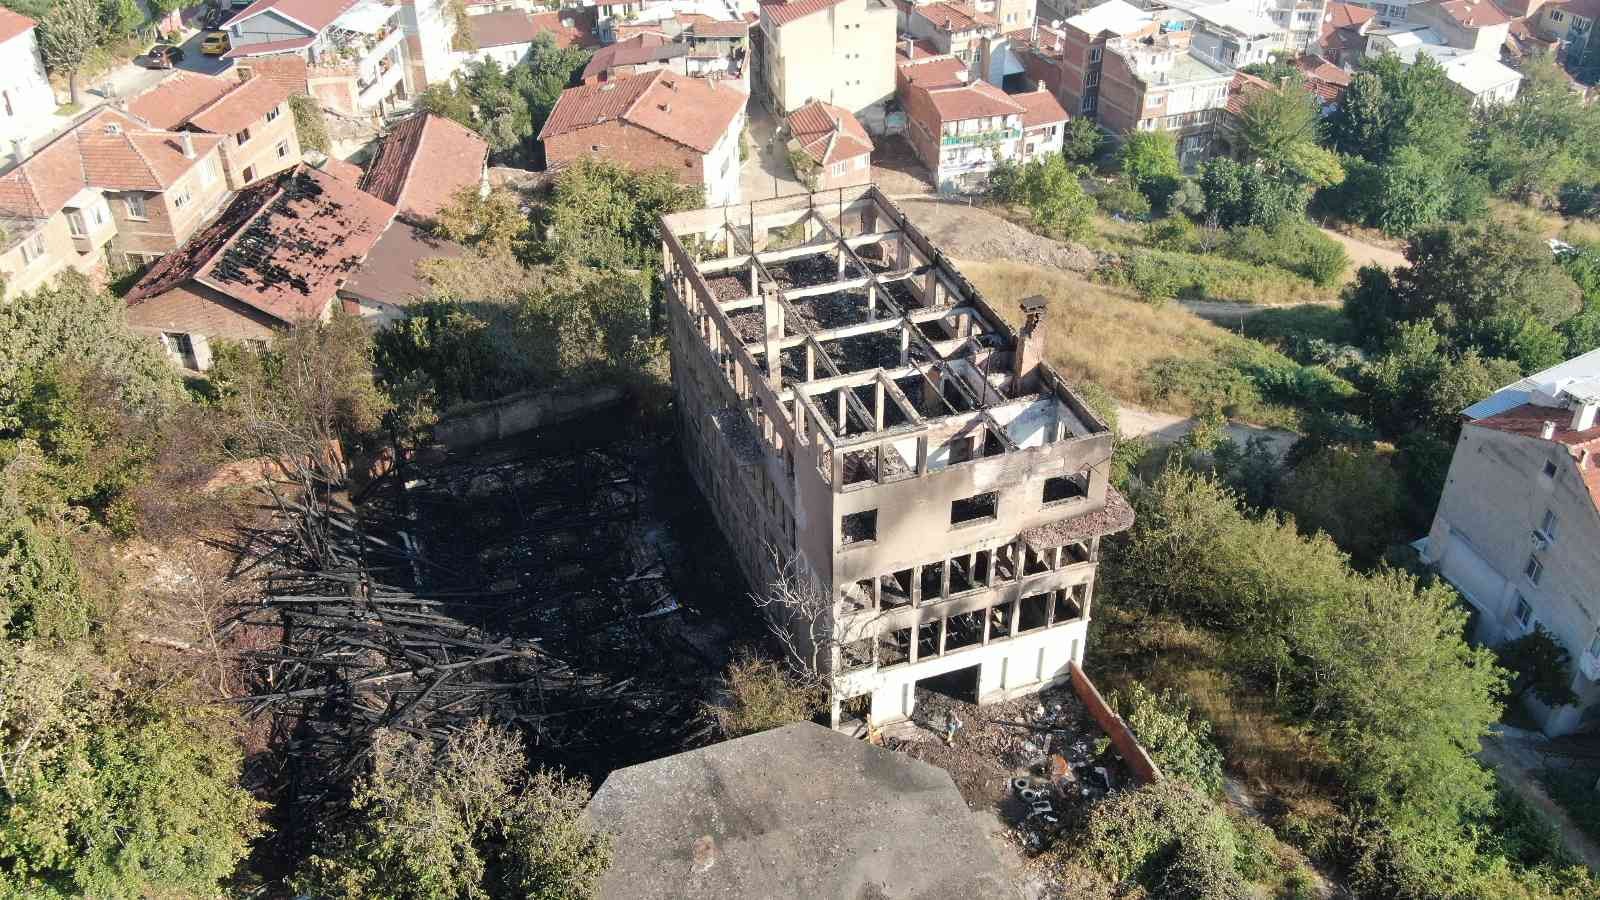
[
  {"xmin": 1074, "ymin": 780, "xmax": 1249, "ymax": 900},
  {"xmin": 703, "ymin": 653, "xmax": 822, "ymax": 737},
  {"xmin": 1097, "ymin": 178, "xmax": 1151, "ymax": 219},
  {"xmin": 1223, "ymin": 223, "xmax": 1349, "ymax": 288},
  {"xmin": 1497, "ymin": 625, "xmax": 1578, "ymax": 709},
  {"xmin": 289, "ymin": 94, "xmax": 330, "ymax": 153},
  {"xmin": 1111, "ymin": 682, "xmax": 1226, "ymax": 796},
  {"xmin": 1128, "ymin": 253, "xmax": 1181, "ymax": 303},
  {"xmin": 1145, "ymin": 216, "xmax": 1198, "ymax": 252}
]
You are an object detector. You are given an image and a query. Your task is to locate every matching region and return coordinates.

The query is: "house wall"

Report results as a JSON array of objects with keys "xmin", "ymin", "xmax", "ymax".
[
  {"xmin": 1022, "ymin": 120, "xmax": 1064, "ymax": 160},
  {"xmin": 544, "ymin": 120, "xmax": 711, "ymax": 191},
  {"xmin": 1407, "ymin": 2, "xmax": 1509, "ymax": 51},
  {"xmin": 402, "ymin": 0, "xmax": 461, "ymax": 88},
  {"xmin": 213, "ymin": 100, "xmax": 303, "ymax": 188},
  {"xmin": 229, "ymin": 9, "xmax": 314, "ymax": 48},
  {"xmin": 125, "ymin": 281, "xmax": 288, "ymax": 370},
  {"xmin": 814, "ymin": 151, "xmax": 872, "ymax": 189},
  {"xmin": 457, "ymin": 39, "xmax": 535, "ymax": 68},
  {"xmin": 0, "ymin": 28, "xmax": 57, "ymax": 150},
  {"xmin": 107, "ymin": 149, "xmax": 231, "ymax": 258},
  {"xmin": 1426, "ymin": 425, "xmax": 1600, "ymax": 735},
  {"xmin": 762, "ymin": 0, "xmax": 897, "ymax": 114},
  {"xmin": 0, "ymin": 215, "xmax": 96, "ymax": 299},
  {"xmin": 698, "ymin": 105, "xmax": 746, "ymax": 205},
  {"xmin": 1095, "ymin": 49, "xmax": 1146, "ymax": 132}
]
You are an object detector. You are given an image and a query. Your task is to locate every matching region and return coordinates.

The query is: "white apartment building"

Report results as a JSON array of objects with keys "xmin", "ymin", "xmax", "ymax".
[
  {"xmin": 0, "ymin": 10, "xmax": 58, "ymax": 152},
  {"xmin": 758, "ymin": 0, "xmax": 899, "ymax": 117}
]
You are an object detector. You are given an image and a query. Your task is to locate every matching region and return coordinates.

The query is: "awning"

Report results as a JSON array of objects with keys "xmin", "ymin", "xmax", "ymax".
[{"xmin": 333, "ymin": 0, "xmax": 398, "ymax": 34}]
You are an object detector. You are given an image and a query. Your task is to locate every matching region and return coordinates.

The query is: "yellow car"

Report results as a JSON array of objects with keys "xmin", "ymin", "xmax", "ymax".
[{"xmin": 200, "ymin": 31, "xmax": 230, "ymax": 56}]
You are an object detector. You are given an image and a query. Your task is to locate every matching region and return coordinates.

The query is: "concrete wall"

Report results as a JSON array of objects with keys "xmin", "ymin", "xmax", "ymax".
[
  {"xmin": 762, "ymin": 0, "xmax": 897, "ymax": 114},
  {"xmin": 1071, "ymin": 661, "xmax": 1162, "ymax": 784},
  {"xmin": 0, "ymin": 28, "xmax": 57, "ymax": 150},
  {"xmin": 435, "ymin": 383, "xmax": 627, "ymax": 449},
  {"xmin": 0, "ymin": 213, "xmax": 98, "ymax": 300},
  {"xmin": 213, "ymin": 100, "xmax": 303, "ymax": 188},
  {"xmin": 107, "ymin": 148, "xmax": 231, "ymax": 257},
  {"xmin": 1426, "ymin": 423, "xmax": 1600, "ymax": 735}
]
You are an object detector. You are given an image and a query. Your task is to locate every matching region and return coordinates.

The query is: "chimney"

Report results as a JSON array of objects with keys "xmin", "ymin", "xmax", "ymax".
[
  {"xmin": 1572, "ymin": 400, "xmax": 1599, "ymax": 432},
  {"xmin": 1542, "ymin": 420, "xmax": 1557, "ymax": 440},
  {"xmin": 180, "ymin": 131, "xmax": 196, "ymax": 159},
  {"xmin": 237, "ymin": 64, "xmax": 253, "ymax": 83},
  {"xmin": 1013, "ymin": 294, "xmax": 1048, "ymax": 388}
]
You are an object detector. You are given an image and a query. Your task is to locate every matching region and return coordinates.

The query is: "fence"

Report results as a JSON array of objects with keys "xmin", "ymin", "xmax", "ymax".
[{"xmin": 1070, "ymin": 661, "xmax": 1164, "ymax": 785}]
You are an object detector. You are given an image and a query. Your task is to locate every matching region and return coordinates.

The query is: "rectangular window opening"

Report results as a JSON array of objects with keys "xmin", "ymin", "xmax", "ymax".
[
  {"xmin": 1044, "ymin": 469, "xmax": 1090, "ymax": 504},
  {"xmin": 1053, "ymin": 586, "xmax": 1084, "ymax": 624},
  {"xmin": 881, "ymin": 627, "xmax": 911, "ymax": 667},
  {"xmin": 945, "ymin": 611, "xmax": 983, "ymax": 651},
  {"xmin": 841, "ymin": 509, "xmax": 877, "ymax": 545},
  {"xmin": 917, "ymin": 621, "xmax": 942, "ymax": 658},
  {"xmin": 920, "ymin": 563, "xmax": 945, "ymax": 602},
  {"xmin": 989, "ymin": 600, "xmax": 1014, "ymax": 640},
  {"xmin": 951, "ymin": 491, "xmax": 998, "ymax": 526},
  {"xmin": 880, "ymin": 569, "xmax": 913, "ymax": 608},
  {"xmin": 1019, "ymin": 593, "xmax": 1049, "ymax": 631}
]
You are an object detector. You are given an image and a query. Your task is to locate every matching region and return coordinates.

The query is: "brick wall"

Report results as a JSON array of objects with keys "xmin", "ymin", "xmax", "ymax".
[
  {"xmin": 107, "ymin": 148, "xmax": 231, "ymax": 257},
  {"xmin": 544, "ymin": 121, "xmax": 707, "ymax": 187},
  {"xmin": 1070, "ymin": 661, "xmax": 1163, "ymax": 786},
  {"xmin": 1096, "ymin": 50, "xmax": 1145, "ymax": 133},
  {"xmin": 899, "ymin": 86, "xmax": 944, "ymax": 173}
]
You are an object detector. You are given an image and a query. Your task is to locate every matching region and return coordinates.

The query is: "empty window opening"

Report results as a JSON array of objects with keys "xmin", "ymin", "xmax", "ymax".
[
  {"xmin": 1023, "ymin": 546, "xmax": 1050, "ymax": 576},
  {"xmin": 1053, "ymin": 586, "xmax": 1085, "ymax": 623},
  {"xmin": 972, "ymin": 549, "xmax": 992, "ymax": 586},
  {"xmin": 842, "ymin": 448, "xmax": 878, "ymax": 486},
  {"xmin": 880, "ymin": 628, "xmax": 912, "ymax": 667},
  {"xmin": 839, "ymin": 693, "xmax": 870, "ymax": 726},
  {"xmin": 948, "ymin": 556, "xmax": 977, "ymax": 594},
  {"xmin": 1018, "ymin": 593, "xmax": 1050, "ymax": 631},
  {"xmin": 843, "ymin": 578, "xmax": 874, "ymax": 612},
  {"xmin": 981, "ymin": 427, "xmax": 1006, "ymax": 457},
  {"xmin": 1540, "ymin": 509, "xmax": 1559, "ymax": 542},
  {"xmin": 993, "ymin": 544, "xmax": 1019, "ymax": 582},
  {"xmin": 951, "ymin": 491, "xmax": 998, "ymax": 526},
  {"xmin": 842, "ymin": 510, "xmax": 877, "ymax": 545},
  {"xmin": 880, "ymin": 569, "xmax": 913, "ymax": 608},
  {"xmin": 1514, "ymin": 593, "xmax": 1534, "ymax": 628},
  {"xmin": 945, "ymin": 611, "xmax": 984, "ymax": 651},
  {"xmin": 1044, "ymin": 469, "xmax": 1090, "ymax": 504},
  {"xmin": 989, "ymin": 600, "xmax": 1015, "ymax": 640},
  {"xmin": 1543, "ymin": 460, "xmax": 1558, "ymax": 478},
  {"xmin": 940, "ymin": 434, "xmax": 976, "ymax": 466},
  {"xmin": 917, "ymin": 621, "xmax": 942, "ymax": 658},
  {"xmin": 1062, "ymin": 541, "xmax": 1091, "ymax": 565},
  {"xmin": 840, "ymin": 638, "xmax": 874, "ymax": 671},
  {"xmin": 920, "ymin": 563, "xmax": 945, "ymax": 602},
  {"xmin": 1525, "ymin": 555, "xmax": 1544, "ymax": 585},
  {"xmin": 941, "ymin": 378, "xmax": 976, "ymax": 413},
  {"xmin": 916, "ymin": 664, "xmax": 980, "ymax": 704}
]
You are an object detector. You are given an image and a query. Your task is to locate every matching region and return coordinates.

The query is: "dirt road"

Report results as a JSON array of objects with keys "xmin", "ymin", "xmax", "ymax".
[
  {"xmin": 1117, "ymin": 403, "xmax": 1298, "ymax": 459},
  {"xmin": 1480, "ymin": 729, "xmax": 1600, "ymax": 875},
  {"xmin": 1319, "ymin": 226, "xmax": 1408, "ymax": 273}
]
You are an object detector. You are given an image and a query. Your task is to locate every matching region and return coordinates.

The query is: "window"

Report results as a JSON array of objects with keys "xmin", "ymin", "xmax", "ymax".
[
  {"xmin": 276, "ymin": 140, "xmax": 289, "ymax": 159},
  {"xmin": 950, "ymin": 491, "xmax": 998, "ymax": 526},
  {"xmin": 172, "ymin": 187, "xmax": 191, "ymax": 210},
  {"xmin": 1043, "ymin": 470, "xmax": 1089, "ymax": 504},
  {"xmin": 831, "ymin": 160, "xmax": 846, "ymax": 176},
  {"xmin": 1589, "ymin": 630, "xmax": 1600, "ymax": 658},
  {"xmin": 1514, "ymin": 593, "xmax": 1534, "ymax": 628},
  {"xmin": 1551, "ymin": 8, "xmax": 1564, "ymax": 20},
  {"xmin": 235, "ymin": 127, "xmax": 251, "ymax": 145},
  {"xmin": 1089, "ymin": 46, "xmax": 1102, "ymax": 62},
  {"xmin": 161, "ymin": 332, "xmax": 198, "ymax": 369},
  {"xmin": 1525, "ymin": 555, "xmax": 1544, "ymax": 585},
  {"xmin": 1543, "ymin": 460, "xmax": 1558, "ymax": 478},
  {"xmin": 1540, "ymin": 509, "xmax": 1559, "ymax": 543},
  {"xmin": 841, "ymin": 509, "xmax": 877, "ymax": 545},
  {"xmin": 125, "ymin": 193, "xmax": 147, "ymax": 219},
  {"xmin": 67, "ymin": 210, "xmax": 86, "ymax": 236},
  {"xmin": 265, "ymin": 103, "xmax": 281, "ymax": 122},
  {"xmin": 242, "ymin": 165, "xmax": 256, "ymax": 183},
  {"xmin": 1085, "ymin": 69, "xmax": 1099, "ymax": 87},
  {"xmin": 199, "ymin": 158, "xmax": 216, "ymax": 187},
  {"xmin": 19, "ymin": 232, "xmax": 44, "ymax": 264}
]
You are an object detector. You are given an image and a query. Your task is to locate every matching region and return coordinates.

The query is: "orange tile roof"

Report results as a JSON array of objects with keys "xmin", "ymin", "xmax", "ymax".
[
  {"xmin": 787, "ymin": 100, "xmax": 873, "ymax": 166},
  {"xmin": 1438, "ymin": 0, "xmax": 1510, "ymax": 27},
  {"xmin": 313, "ymin": 155, "xmax": 364, "ymax": 182},
  {"xmin": 0, "ymin": 108, "xmax": 225, "ymax": 219},
  {"xmin": 1225, "ymin": 71, "xmax": 1274, "ymax": 117},
  {"xmin": 914, "ymin": 1, "xmax": 996, "ymax": 32},
  {"xmin": 762, "ymin": 0, "xmax": 851, "ymax": 27},
  {"xmin": 691, "ymin": 18, "xmax": 750, "ymax": 37},
  {"xmin": 187, "ymin": 74, "xmax": 293, "ymax": 134},
  {"xmin": 918, "ymin": 79, "xmax": 1024, "ymax": 121},
  {"xmin": 236, "ymin": 54, "xmax": 310, "ymax": 95},
  {"xmin": 898, "ymin": 55, "xmax": 970, "ymax": 88},
  {"xmin": 539, "ymin": 69, "xmax": 746, "ymax": 154},
  {"xmin": 127, "ymin": 164, "xmax": 395, "ymax": 323},
  {"xmin": 1469, "ymin": 403, "xmax": 1600, "ymax": 509},
  {"xmin": 128, "ymin": 73, "xmax": 237, "ymax": 131},
  {"xmin": 1321, "ymin": 1, "xmax": 1375, "ymax": 40},
  {"xmin": 1013, "ymin": 88, "xmax": 1067, "ymax": 127},
  {"xmin": 358, "ymin": 113, "xmax": 488, "ymax": 219},
  {"xmin": 0, "ymin": 7, "xmax": 34, "ymax": 43}
]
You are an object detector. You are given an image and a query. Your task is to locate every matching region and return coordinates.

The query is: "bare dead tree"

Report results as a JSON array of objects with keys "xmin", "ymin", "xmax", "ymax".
[{"xmin": 751, "ymin": 547, "xmax": 836, "ymax": 681}]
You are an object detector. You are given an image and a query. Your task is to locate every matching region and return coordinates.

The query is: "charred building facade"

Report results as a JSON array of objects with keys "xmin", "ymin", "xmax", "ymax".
[{"xmin": 660, "ymin": 186, "xmax": 1133, "ymax": 729}]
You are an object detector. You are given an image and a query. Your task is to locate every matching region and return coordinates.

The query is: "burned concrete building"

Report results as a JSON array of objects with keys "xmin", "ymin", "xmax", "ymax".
[{"xmin": 660, "ymin": 185, "xmax": 1133, "ymax": 729}]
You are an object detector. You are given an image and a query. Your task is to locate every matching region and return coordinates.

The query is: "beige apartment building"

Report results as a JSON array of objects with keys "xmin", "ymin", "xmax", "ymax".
[
  {"xmin": 758, "ymin": 0, "xmax": 898, "ymax": 117},
  {"xmin": 660, "ymin": 186, "xmax": 1131, "ymax": 729},
  {"xmin": 128, "ymin": 71, "xmax": 303, "ymax": 190}
]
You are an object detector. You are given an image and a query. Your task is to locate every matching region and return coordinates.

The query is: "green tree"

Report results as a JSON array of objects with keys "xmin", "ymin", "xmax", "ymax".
[
  {"xmin": 1119, "ymin": 131, "xmax": 1181, "ymax": 207},
  {"xmin": 1329, "ymin": 55, "xmax": 1471, "ymax": 165},
  {"xmin": 1198, "ymin": 156, "xmax": 1306, "ymax": 230},
  {"xmin": 1235, "ymin": 80, "xmax": 1343, "ymax": 189},
  {"xmin": 1073, "ymin": 779, "xmax": 1249, "ymax": 900},
  {"xmin": 1277, "ymin": 445, "xmax": 1402, "ymax": 565},
  {"xmin": 998, "ymin": 155, "xmax": 1095, "ymax": 239},
  {"xmin": 1497, "ymin": 626, "xmax": 1579, "ymax": 709},
  {"xmin": 1475, "ymin": 54, "xmax": 1600, "ymax": 204},
  {"xmin": 0, "ymin": 517, "xmax": 91, "ymax": 643},
  {"xmin": 1060, "ymin": 116, "xmax": 1103, "ymax": 162},
  {"xmin": 539, "ymin": 157, "xmax": 701, "ymax": 268},
  {"xmin": 297, "ymin": 720, "xmax": 610, "ymax": 900},
  {"xmin": 1111, "ymin": 682, "xmax": 1225, "ymax": 796},
  {"xmin": 431, "ymin": 186, "xmax": 531, "ymax": 254},
  {"xmin": 289, "ymin": 94, "xmax": 331, "ymax": 153},
  {"xmin": 37, "ymin": 0, "xmax": 100, "ymax": 106},
  {"xmin": 702, "ymin": 653, "xmax": 822, "ymax": 737},
  {"xmin": 103, "ymin": 0, "xmax": 142, "ymax": 35},
  {"xmin": 416, "ymin": 81, "xmax": 477, "ymax": 130}
]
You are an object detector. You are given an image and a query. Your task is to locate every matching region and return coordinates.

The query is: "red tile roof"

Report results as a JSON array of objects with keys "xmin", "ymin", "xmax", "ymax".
[
  {"xmin": 187, "ymin": 74, "xmax": 294, "ymax": 134},
  {"xmin": 0, "ymin": 7, "xmax": 35, "ymax": 43},
  {"xmin": 127, "ymin": 165, "xmax": 395, "ymax": 323},
  {"xmin": 1225, "ymin": 71, "xmax": 1274, "ymax": 117},
  {"xmin": 582, "ymin": 34, "xmax": 687, "ymax": 80},
  {"xmin": 313, "ymin": 155, "xmax": 364, "ymax": 182},
  {"xmin": 127, "ymin": 73, "xmax": 236, "ymax": 131},
  {"xmin": 466, "ymin": 10, "xmax": 596, "ymax": 49},
  {"xmin": 1013, "ymin": 88, "xmax": 1067, "ymax": 127},
  {"xmin": 533, "ymin": 9, "xmax": 601, "ymax": 46},
  {"xmin": 1437, "ymin": 0, "xmax": 1510, "ymax": 27},
  {"xmin": 914, "ymin": 1, "xmax": 996, "ymax": 32},
  {"xmin": 1321, "ymin": 0, "xmax": 1375, "ymax": 40},
  {"xmin": 1296, "ymin": 55, "xmax": 1351, "ymax": 102},
  {"xmin": 895, "ymin": 37, "xmax": 945, "ymax": 59},
  {"xmin": 224, "ymin": 0, "xmax": 360, "ymax": 32},
  {"xmin": 341, "ymin": 219, "xmax": 469, "ymax": 306},
  {"xmin": 787, "ymin": 100, "xmax": 873, "ymax": 166},
  {"xmin": 1469, "ymin": 402, "xmax": 1600, "ymax": 508},
  {"xmin": 539, "ymin": 69, "xmax": 746, "ymax": 153},
  {"xmin": 0, "ymin": 108, "xmax": 225, "ymax": 219},
  {"xmin": 358, "ymin": 113, "xmax": 489, "ymax": 219},
  {"xmin": 236, "ymin": 54, "xmax": 310, "ymax": 95},
  {"xmin": 690, "ymin": 18, "xmax": 750, "ymax": 37},
  {"xmin": 898, "ymin": 55, "xmax": 970, "ymax": 88},
  {"xmin": 762, "ymin": 0, "xmax": 851, "ymax": 27},
  {"xmin": 917, "ymin": 79, "xmax": 1023, "ymax": 121},
  {"xmin": 224, "ymin": 35, "xmax": 318, "ymax": 58}
]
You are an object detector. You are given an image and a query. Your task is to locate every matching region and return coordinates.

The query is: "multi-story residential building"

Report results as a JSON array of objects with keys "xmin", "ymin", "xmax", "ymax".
[
  {"xmin": 902, "ymin": 77, "xmax": 1066, "ymax": 191},
  {"xmin": 658, "ymin": 186, "xmax": 1132, "ymax": 729},
  {"xmin": 1422, "ymin": 350, "xmax": 1600, "ymax": 736},
  {"xmin": 756, "ymin": 0, "xmax": 898, "ymax": 117},
  {"xmin": 1100, "ymin": 29, "xmax": 1233, "ymax": 166},
  {"xmin": 1268, "ymin": 0, "xmax": 1329, "ymax": 50},
  {"xmin": 905, "ymin": 1, "xmax": 1001, "ymax": 70},
  {"xmin": 0, "ymin": 9, "xmax": 57, "ymax": 152},
  {"xmin": 1318, "ymin": 0, "xmax": 1377, "ymax": 64},
  {"xmin": 786, "ymin": 100, "xmax": 875, "ymax": 188},
  {"xmin": 1364, "ymin": 18, "xmax": 1522, "ymax": 105},
  {"xmin": 1154, "ymin": 0, "xmax": 1289, "ymax": 65},
  {"xmin": 0, "ymin": 107, "xmax": 232, "ymax": 294},
  {"xmin": 128, "ymin": 72, "xmax": 303, "ymax": 190},
  {"xmin": 223, "ymin": 0, "xmax": 417, "ymax": 114},
  {"xmin": 539, "ymin": 70, "xmax": 746, "ymax": 205},
  {"xmin": 122, "ymin": 164, "xmax": 395, "ymax": 369},
  {"xmin": 1056, "ymin": 0, "xmax": 1162, "ymax": 120},
  {"xmin": 397, "ymin": 0, "xmax": 462, "ymax": 90},
  {"xmin": 1515, "ymin": 0, "xmax": 1599, "ymax": 80}
]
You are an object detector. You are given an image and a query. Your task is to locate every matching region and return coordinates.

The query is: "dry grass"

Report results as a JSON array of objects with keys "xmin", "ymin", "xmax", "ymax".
[
  {"xmin": 1489, "ymin": 199, "xmax": 1600, "ymax": 246},
  {"xmin": 958, "ymin": 259, "xmax": 1246, "ymax": 412}
]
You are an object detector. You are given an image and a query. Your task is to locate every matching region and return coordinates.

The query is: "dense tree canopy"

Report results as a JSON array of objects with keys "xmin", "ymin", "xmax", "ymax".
[{"xmin": 418, "ymin": 41, "xmax": 592, "ymax": 166}]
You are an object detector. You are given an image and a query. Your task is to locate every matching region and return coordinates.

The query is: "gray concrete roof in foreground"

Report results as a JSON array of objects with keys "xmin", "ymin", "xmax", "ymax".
[{"xmin": 586, "ymin": 722, "xmax": 1015, "ymax": 900}]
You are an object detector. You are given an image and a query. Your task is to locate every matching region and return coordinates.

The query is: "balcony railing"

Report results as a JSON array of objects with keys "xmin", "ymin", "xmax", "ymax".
[{"xmin": 940, "ymin": 127, "xmax": 1020, "ymax": 146}]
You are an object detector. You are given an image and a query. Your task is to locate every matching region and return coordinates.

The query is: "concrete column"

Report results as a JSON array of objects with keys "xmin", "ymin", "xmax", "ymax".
[
  {"xmin": 748, "ymin": 261, "xmax": 758, "ymax": 296},
  {"xmin": 866, "ymin": 283, "xmax": 877, "ymax": 320},
  {"xmin": 938, "ymin": 617, "xmax": 948, "ymax": 655},
  {"xmin": 873, "ymin": 380, "xmax": 885, "ymax": 430},
  {"xmin": 899, "ymin": 324, "xmax": 910, "ymax": 365},
  {"xmin": 761, "ymin": 283, "xmax": 782, "ymax": 386},
  {"xmin": 940, "ymin": 559, "xmax": 950, "ymax": 600},
  {"xmin": 910, "ymin": 565, "xmax": 922, "ymax": 608},
  {"xmin": 922, "ymin": 269, "xmax": 939, "ymax": 307},
  {"xmin": 805, "ymin": 343, "xmax": 815, "ymax": 382},
  {"xmin": 835, "ymin": 388, "xmax": 846, "ymax": 433}
]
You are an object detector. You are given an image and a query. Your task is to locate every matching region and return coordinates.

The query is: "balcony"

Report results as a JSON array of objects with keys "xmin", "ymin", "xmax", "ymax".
[
  {"xmin": 357, "ymin": 61, "xmax": 404, "ymax": 110},
  {"xmin": 66, "ymin": 205, "xmax": 115, "ymax": 255},
  {"xmin": 940, "ymin": 127, "xmax": 1021, "ymax": 147}
]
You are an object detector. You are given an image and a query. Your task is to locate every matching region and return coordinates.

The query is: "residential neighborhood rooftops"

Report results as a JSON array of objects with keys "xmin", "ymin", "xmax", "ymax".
[
  {"xmin": 1321, "ymin": 0, "xmax": 1375, "ymax": 37},
  {"xmin": 223, "ymin": 0, "xmax": 360, "ymax": 31},
  {"xmin": 0, "ymin": 108, "xmax": 225, "ymax": 220},
  {"xmin": 1463, "ymin": 347, "xmax": 1600, "ymax": 421},
  {"xmin": 0, "ymin": 7, "xmax": 34, "ymax": 43},
  {"xmin": 787, "ymin": 100, "xmax": 873, "ymax": 165},
  {"xmin": 1437, "ymin": 0, "xmax": 1510, "ymax": 28},
  {"xmin": 762, "ymin": 0, "xmax": 853, "ymax": 27},
  {"xmin": 126, "ymin": 165, "xmax": 395, "ymax": 323},
  {"xmin": 1174, "ymin": 0, "xmax": 1283, "ymax": 37},
  {"xmin": 1225, "ymin": 70, "xmax": 1275, "ymax": 115},
  {"xmin": 468, "ymin": 10, "xmax": 596, "ymax": 49},
  {"xmin": 582, "ymin": 34, "xmax": 688, "ymax": 80},
  {"xmin": 224, "ymin": 35, "xmax": 318, "ymax": 58},
  {"xmin": 187, "ymin": 74, "xmax": 294, "ymax": 134},
  {"xmin": 358, "ymin": 113, "xmax": 489, "ymax": 220},
  {"xmin": 539, "ymin": 69, "xmax": 746, "ymax": 153},
  {"xmin": 586, "ymin": 722, "xmax": 1013, "ymax": 900},
  {"xmin": 1436, "ymin": 50, "xmax": 1522, "ymax": 93},
  {"xmin": 913, "ymin": 1, "xmax": 997, "ymax": 32},
  {"xmin": 918, "ymin": 79, "xmax": 1025, "ymax": 120},
  {"xmin": 897, "ymin": 54, "xmax": 970, "ymax": 88},
  {"xmin": 340, "ymin": 219, "xmax": 469, "ymax": 307},
  {"xmin": 1013, "ymin": 87, "xmax": 1068, "ymax": 127},
  {"xmin": 127, "ymin": 73, "xmax": 237, "ymax": 131},
  {"xmin": 1065, "ymin": 0, "xmax": 1153, "ymax": 35}
]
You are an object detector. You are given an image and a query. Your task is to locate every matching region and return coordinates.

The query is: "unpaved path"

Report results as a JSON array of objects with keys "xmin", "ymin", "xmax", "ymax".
[
  {"xmin": 1319, "ymin": 226, "xmax": 1408, "ymax": 273},
  {"xmin": 1480, "ymin": 730, "xmax": 1600, "ymax": 874},
  {"xmin": 1117, "ymin": 403, "xmax": 1298, "ymax": 459}
]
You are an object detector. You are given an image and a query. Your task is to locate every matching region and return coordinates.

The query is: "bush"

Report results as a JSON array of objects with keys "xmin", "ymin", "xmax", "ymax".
[
  {"xmin": 702, "ymin": 653, "xmax": 822, "ymax": 737},
  {"xmin": 1278, "ymin": 445, "xmax": 1404, "ymax": 565},
  {"xmin": 1497, "ymin": 625, "xmax": 1578, "ymax": 709},
  {"xmin": 1128, "ymin": 253, "xmax": 1181, "ymax": 303},
  {"xmin": 1112, "ymin": 682, "xmax": 1226, "ymax": 796},
  {"xmin": 289, "ymin": 94, "xmax": 330, "ymax": 153},
  {"xmin": 1223, "ymin": 223, "xmax": 1349, "ymax": 288},
  {"xmin": 1145, "ymin": 216, "xmax": 1198, "ymax": 252},
  {"xmin": 993, "ymin": 156, "xmax": 1095, "ymax": 240},
  {"xmin": 1097, "ymin": 178, "xmax": 1151, "ymax": 219},
  {"xmin": 1074, "ymin": 780, "xmax": 1249, "ymax": 900},
  {"xmin": 1096, "ymin": 244, "xmax": 1328, "ymax": 306}
]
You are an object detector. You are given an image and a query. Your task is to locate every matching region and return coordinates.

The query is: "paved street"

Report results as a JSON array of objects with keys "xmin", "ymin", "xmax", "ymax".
[{"xmin": 739, "ymin": 100, "xmax": 804, "ymax": 203}]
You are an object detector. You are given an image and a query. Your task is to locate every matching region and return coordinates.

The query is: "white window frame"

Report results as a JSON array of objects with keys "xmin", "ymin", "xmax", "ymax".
[
  {"xmin": 125, "ymin": 193, "xmax": 148, "ymax": 220},
  {"xmin": 1525, "ymin": 555, "xmax": 1544, "ymax": 585},
  {"xmin": 1514, "ymin": 592, "xmax": 1534, "ymax": 629}
]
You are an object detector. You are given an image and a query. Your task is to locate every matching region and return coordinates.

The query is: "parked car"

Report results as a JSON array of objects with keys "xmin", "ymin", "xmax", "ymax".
[
  {"xmin": 201, "ymin": 31, "xmax": 231, "ymax": 56},
  {"xmin": 142, "ymin": 44, "xmax": 184, "ymax": 68}
]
